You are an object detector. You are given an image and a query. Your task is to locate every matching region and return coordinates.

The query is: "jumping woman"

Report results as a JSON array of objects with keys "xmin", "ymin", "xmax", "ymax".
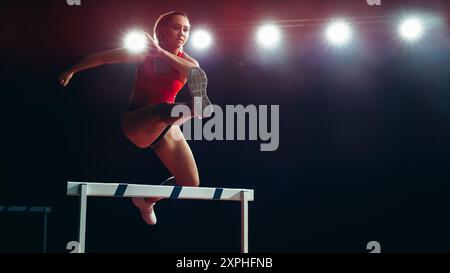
[{"xmin": 59, "ymin": 11, "xmax": 212, "ymax": 225}]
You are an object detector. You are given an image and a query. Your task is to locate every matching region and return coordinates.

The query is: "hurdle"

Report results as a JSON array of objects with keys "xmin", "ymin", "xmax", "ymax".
[
  {"xmin": 0, "ymin": 205, "xmax": 52, "ymax": 253},
  {"xmin": 67, "ymin": 181, "xmax": 254, "ymax": 253}
]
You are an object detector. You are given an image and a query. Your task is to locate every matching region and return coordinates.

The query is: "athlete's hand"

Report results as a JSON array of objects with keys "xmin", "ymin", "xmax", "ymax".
[
  {"xmin": 59, "ymin": 70, "xmax": 74, "ymax": 87},
  {"xmin": 142, "ymin": 31, "xmax": 163, "ymax": 57}
]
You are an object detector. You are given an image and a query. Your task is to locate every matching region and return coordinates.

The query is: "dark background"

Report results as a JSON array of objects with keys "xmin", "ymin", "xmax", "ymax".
[{"xmin": 0, "ymin": 0, "xmax": 449, "ymax": 253}]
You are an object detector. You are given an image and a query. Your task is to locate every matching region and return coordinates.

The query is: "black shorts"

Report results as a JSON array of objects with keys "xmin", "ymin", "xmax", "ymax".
[{"xmin": 125, "ymin": 103, "xmax": 172, "ymax": 149}]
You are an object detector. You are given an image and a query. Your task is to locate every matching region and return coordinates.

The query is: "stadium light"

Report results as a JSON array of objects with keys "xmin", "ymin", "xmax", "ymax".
[
  {"xmin": 191, "ymin": 29, "xmax": 213, "ymax": 50},
  {"xmin": 399, "ymin": 17, "xmax": 425, "ymax": 42},
  {"xmin": 124, "ymin": 31, "xmax": 147, "ymax": 53},
  {"xmin": 257, "ymin": 24, "xmax": 281, "ymax": 49},
  {"xmin": 325, "ymin": 20, "xmax": 353, "ymax": 46}
]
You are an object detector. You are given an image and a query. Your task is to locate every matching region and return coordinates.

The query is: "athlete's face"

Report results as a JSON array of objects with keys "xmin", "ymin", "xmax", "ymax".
[{"xmin": 161, "ymin": 15, "xmax": 190, "ymax": 49}]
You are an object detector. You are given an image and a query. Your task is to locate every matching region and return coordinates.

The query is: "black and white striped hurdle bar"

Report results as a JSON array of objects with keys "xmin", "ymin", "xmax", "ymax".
[
  {"xmin": 67, "ymin": 181, "xmax": 254, "ymax": 253},
  {"xmin": 0, "ymin": 206, "xmax": 51, "ymax": 213},
  {"xmin": 0, "ymin": 205, "xmax": 52, "ymax": 253}
]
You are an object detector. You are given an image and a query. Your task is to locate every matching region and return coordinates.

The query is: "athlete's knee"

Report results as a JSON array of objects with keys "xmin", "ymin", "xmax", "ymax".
[
  {"xmin": 176, "ymin": 175, "xmax": 200, "ymax": 187},
  {"xmin": 191, "ymin": 176, "xmax": 200, "ymax": 187},
  {"xmin": 186, "ymin": 176, "xmax": 200, "ymax": 187}
]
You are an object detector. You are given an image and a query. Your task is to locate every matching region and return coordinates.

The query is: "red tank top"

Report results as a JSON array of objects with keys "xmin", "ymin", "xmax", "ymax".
[{"xmin": 131, "ymin": 51, "xmax": 185, "ymax": 105}]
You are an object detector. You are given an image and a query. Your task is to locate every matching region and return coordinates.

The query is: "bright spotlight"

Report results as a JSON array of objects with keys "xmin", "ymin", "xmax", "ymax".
[
  {"xmin": 257, "ymin": 24, "xmax": 281, "ymax": 48},
  {"xmin": 191, "ymin": 30, "xmax": 212, "ymax": 50},
  {"xmin": 399, "ymin": 17, "xmax": 424, "ymax": 42},
  {"xmin": 325, "ymin": 20, "xmax": 352, "ymax": 46},
  {"xmin": 124, "ymin": 31, "xmax": 147, "ymax": 53}
]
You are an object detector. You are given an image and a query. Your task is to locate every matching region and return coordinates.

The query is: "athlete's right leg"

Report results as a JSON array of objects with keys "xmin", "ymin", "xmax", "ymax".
[
  {"xmin": 132, "ymin": 126, "xmax": 200, "ymax": 225},
  {"xmin": 121, "ymin": 102, "xmax": 191, "ymax": 149}
]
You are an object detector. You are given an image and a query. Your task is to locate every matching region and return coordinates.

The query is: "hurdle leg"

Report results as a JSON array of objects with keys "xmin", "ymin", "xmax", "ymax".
[
  {"xmin": 43, "ymin": 210, "xmax": 48, "ymax": 253},
  {"xmin": 240, "ymin": 191, "xmax": 249, "ymax": 253},
  {"xmin": 78, "ymin": 184, "xmax": 88, "ymax": 253}
]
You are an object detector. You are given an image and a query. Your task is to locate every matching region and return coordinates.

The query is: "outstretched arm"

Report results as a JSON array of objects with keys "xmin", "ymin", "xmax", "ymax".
[
  {"xmin": 141, "ymin": 32, "xmax": 200, "ymax": 78},
  {"xmin": 59, "ymin": 48, "xmax": 147, "ymax": 87},
  {"xmin": 157, "ymin": 49, "xmax": 200, "ymax": 78}
]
